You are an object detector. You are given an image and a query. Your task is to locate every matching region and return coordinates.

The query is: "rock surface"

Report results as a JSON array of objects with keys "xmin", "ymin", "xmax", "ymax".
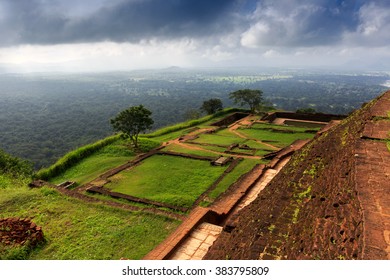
[{"xmin": 205, "ymin": 90, "xmax": 390, "ymax": 260}]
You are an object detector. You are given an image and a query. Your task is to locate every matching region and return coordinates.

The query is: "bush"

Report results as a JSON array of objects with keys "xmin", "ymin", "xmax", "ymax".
[
  {"xmin": 0, "ymin": 149, "xmax": 33, "ymax": 177},
  {"xmin": 36, "ymin": 134, "xmax": 121, "ymax": 180}
]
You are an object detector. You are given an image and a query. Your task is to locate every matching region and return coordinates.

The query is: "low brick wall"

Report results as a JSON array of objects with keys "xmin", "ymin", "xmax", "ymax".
[
  {"xmin": 210, "ymin": 112, "xmax": 250, "ymax": 127},
  {"xmin": 86, "ymin": 186, "xmax": 189, "ymax": 212},
  {"xmin": 156, "ymin": 151, "xmax": 216, "ymax": 161},
  {"xmin": 262, "ymin": 111, "xmax": 346, "ymax": 123}
]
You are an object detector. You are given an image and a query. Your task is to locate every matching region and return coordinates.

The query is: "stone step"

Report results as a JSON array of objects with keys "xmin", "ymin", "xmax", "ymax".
[{"xmin": 170, "ymin": 222, "xmax": 223, "ymax": 260}]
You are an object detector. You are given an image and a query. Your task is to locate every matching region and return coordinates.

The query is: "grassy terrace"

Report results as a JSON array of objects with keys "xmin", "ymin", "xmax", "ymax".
[
  {"xmin": 250, "ymin": 122, "xmax": 320, "ymax": 132},
  {"xmin": 45, "ymin": 113, "xmax": 317, "ymax": 210},
  {"xmin": 42, "ymin": 109, "xmax": 241, "ymax": 185},
  {"xmin": 194, "ymin": 132, "xmax": 246, "ymax": 146},
  {"xmin": 238, "ymin": 127, "xmax": 316, "ymax": 148},
  {"xmin": 0, "ymin": 183, "xmax": 179, "ymax": 260},
  {"xmin": 161, "ymin": 143, "xmax": 224, "ymax": 157},
  {"xmin": 105, "ymin": 155, "xmax": 227, "ymax": 209}
]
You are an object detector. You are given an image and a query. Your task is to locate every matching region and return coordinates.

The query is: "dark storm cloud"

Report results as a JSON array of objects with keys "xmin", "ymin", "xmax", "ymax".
[
  {"xmin": 0, "ymin": 0, "xmax": 388, "ymax": 47},
  {"xmin": 0, "ymin": 0, "xmax": 242, "ymax": 46}
]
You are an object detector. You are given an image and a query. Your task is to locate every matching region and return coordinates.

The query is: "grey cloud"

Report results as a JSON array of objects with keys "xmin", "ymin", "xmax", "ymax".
[
  {"xmin": 0, "ymin": 0, "xmax": 388, "ymax": 49},
  {"xmin": 344, "ymin": 1, "xmax": 390, "ymax": 46},
  {"xmin": 0, "ymin": 0, "xmax": 242, "ymax": 46},
  {"xmin": 241, "ymin": 0, "xmax": 363, "ymax": 48}
]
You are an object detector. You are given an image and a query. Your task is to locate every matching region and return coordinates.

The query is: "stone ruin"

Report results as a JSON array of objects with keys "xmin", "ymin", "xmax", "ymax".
[
  {"xmin": 0, "ymin": 217, "xmax": 44, "ymax": 248},
  {"xmin": 57, "ymin": 181, "xmax": 76, "ymax": 189},
  {"xmin": 211, "ymin": 156, "xmax": 232, "ymax": 166},
  {"xmin": 28, "ymin": 180, "xmax": 46, "ymax": 188}
]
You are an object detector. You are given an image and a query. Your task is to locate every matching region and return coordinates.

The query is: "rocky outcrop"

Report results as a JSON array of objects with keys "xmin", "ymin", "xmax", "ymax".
[{"xmin": 205, "ymin": 90, "xmax": 390, "ymax": 260}]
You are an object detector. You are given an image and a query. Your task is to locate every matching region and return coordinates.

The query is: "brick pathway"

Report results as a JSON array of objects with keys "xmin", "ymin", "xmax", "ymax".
[
  {"xmin": 234, "ymin": 169, "xmax": 277, "ymax": 212},
  {"xmin": 170, "ymin": 223, "xmax": 223, "ymax": 260},
  {"xmin": 234, "ymin": 157, "xmax": 290, "ymax": 213}
]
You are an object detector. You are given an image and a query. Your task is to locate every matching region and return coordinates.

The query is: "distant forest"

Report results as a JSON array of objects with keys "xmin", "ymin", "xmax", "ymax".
[{"xmin": 0, "ymin": 68, "xmax": 388, "ymax": 169}]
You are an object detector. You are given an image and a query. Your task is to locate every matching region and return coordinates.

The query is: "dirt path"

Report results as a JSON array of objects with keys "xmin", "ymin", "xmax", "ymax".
[{"xmin": 175, "ymin": 141, "xmax": 262, "ymax": 160}]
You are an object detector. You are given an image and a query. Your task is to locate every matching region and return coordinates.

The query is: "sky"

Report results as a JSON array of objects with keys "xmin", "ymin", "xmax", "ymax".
[{"xmin": 0, "ymin": 0, "xmax": 389, "ymax": 72}]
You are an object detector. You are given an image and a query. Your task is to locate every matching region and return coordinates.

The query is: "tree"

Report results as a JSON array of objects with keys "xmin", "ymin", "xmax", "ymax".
[
  {"xmin": 183, "ymin": 108, "xmax": 201, "ymax": 121},
  {"xmin": 110, "ymin": 105, "xmax": 154, "ymax": 149},
  {"xmin": 200, "ymin": 98, "xmax": 223, "ymax": 115},
  {"xmin": 229, "ymin": 89, "xmax": 264, "ymax": 113}
]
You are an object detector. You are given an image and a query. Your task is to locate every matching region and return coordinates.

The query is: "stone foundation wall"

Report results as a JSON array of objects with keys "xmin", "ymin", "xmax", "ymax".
[{"xmin": 262, "ymin": 111, "xmax": 346, "ymax": 123}]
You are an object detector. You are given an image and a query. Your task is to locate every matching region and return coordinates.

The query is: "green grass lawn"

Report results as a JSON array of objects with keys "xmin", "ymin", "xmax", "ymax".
[
  {"xmin": 243, "ymin": 139, "xmax": 275, "ymax": 150},
  {"xmin": 105, "ymin": 155, "xmax": 227, "ymax": 208},
  {"xmin": 208, "ymin": 159, "xmax": 259, "ymax": 200},
  {"xmin": 251, "ymin": 123, "xmax": 319, "ymax": 132},
  {"xmin": 49, "ymin": 138, "xmax": 160, "ymax": 186},
  {"xmin": 283, "ymin": 120, "xmax": 324, "ymax": 129},
  {"xmin": 161, "ymin": 143, "xmax": 220, "ymax": 157},
  {"xmin": 188, "ymin": 143, "xmax": 228, "ymax": 153},
  {"xmin": 0, "ymin": 183, "xmax": 180, "ymax": 260},
  {"xmin": 238, "ymin": 127, "xmax": 315, "ymax": 148},
  {"xmin": 194, "ymin": 131, "xmax": 246, "ymax": 146},
  {"xmin": 50, "ymin": 154, "xmax": 132, "ymax": 186},
  {"xmin": 151, "ymin": 128, "xmax": 192, "ymax": 142}
]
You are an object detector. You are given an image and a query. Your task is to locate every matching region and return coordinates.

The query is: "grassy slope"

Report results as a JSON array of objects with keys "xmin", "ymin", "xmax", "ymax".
[{"xmin": 0, "ymin": 183, "xmax": 179, "ymax": 260}]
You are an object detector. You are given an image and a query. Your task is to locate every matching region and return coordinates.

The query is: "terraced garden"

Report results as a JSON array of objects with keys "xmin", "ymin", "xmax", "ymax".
[
  {"xmin": 46, "ymin": 112, "xmax": 320, "ymax": 214},
  {"xmin": 14, "ymin": 110, "xmax": 321, "ymax": 259}
]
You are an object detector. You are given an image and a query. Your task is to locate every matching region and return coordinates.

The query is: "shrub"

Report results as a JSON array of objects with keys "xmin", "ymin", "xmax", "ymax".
[
  {"xmin": 0, "ymin": 149, "xmax": 33, "ymax": 177},
  {"xmin": 36, "ymin": 134, "xmax": 121, "ymax": 180}
]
